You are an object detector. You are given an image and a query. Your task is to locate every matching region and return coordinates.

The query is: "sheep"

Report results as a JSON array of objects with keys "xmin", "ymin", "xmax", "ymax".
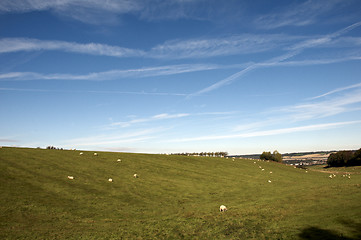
[
  {"xmin": 94, "ymin": 153, "xmax": 98, "ymax": 156},
  {"xmin": 133, "ymin": 174, "xmax": 138, "ymax": 178},
  {"xmin": 68, "ymin": 176, "xmax": 74, "ymax": 180},
  {"xmin": 108, "ymin": 178, "xmax": 113, "ymax": 182},
  {"xmin": 329, "ymin": 175, "xmax": 333, "ymax": 179},
  {"xmin": 219, "ymin": 205, "xmax": 227, "ymax": 212},
  {"xmin": 269, "ymin": 171, "xmax": 272, "ymax": 174},
  {"xmin": 117, "ymin": 159, "xmax": 122, "ymax": 162},
  {"xmin": 268, "ymin": 180, "xmax": 272, "ymax": 183},
  {"xmin": 261, "ymin": 169, "xmax": 265, "ymax": 171},
  {"xmin": 79, "ymin": 152, "xmax": 83, "ymax": 155}
]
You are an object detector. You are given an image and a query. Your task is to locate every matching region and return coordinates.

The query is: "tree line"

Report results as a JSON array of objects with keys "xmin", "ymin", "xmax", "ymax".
[
  {"xmin": 171, "ymin": 152, "xmax": 228, "ymax": 157},
  {"xmin": 327, "ymin": 148, "xmax": 361, "ymax": 167}
]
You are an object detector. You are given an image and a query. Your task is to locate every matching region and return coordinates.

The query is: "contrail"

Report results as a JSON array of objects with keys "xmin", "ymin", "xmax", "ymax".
[{"xmin": 188, "ymin": 21, "xmax": 361, "ymax": 98}]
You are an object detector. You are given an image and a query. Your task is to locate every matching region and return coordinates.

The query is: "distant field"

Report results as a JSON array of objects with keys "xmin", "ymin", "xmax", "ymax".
[{"xmin": 1, "ymin": 147, "xmax": 360, "ymax": 239}]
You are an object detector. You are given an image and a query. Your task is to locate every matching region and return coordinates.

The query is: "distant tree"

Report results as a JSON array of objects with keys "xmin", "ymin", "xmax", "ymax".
[
  {"xmin": 273, "ymin": 150, "xmax": 283, "ymax": 162},
  {"xmin": 260, "ymin": 150, "xmax": 283, "ymax": 162},
  {"xmin": 349, "ymin": 148, "xmax": 361, "ymax": 166},
  {"xmin": 260, "ymin": 151, "xmax": 273, "ymax": 161},
  {"xmin": 327, "ymin": 150, "xmax": 357, "ymax": 167}
]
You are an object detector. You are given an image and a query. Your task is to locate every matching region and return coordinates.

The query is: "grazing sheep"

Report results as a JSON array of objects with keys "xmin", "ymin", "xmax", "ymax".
[
  {"xmin": 79, "ymin": 152, "xmax": 83, "ymax": 155},
  {"xmin": 117, "ymin": 159, "xmax": 122, "ymax": 162},
  {"xmin": 219, "ymin": 205, "xmax": 227, "ymax": 212},
  {"xmin": 329, "ymin": 175, "xmax": 333, "ymax": 179},
  {"xmin": 94, "ymin": 153, "xmax": 98, "ymax": 156},
  {"xmin": 68, "ymin": 176, "xmax": 74, "ymax": 180},
  {"xmin": 268, "ymin": 180, "xmax": 272, "ymax": 183},
  {"xmin": 261, "ymin": 169, "xmax": 265, "ymax": 171},
  {"xmin": 269, "ymin": 171, "xmax": 272, "ymax": 174},
  {"xmin": 108, "ymin": 178, "xmax": 113, "ymax": 182},
  {"xmin": 133, "ymin": 174, "xmax": 138, "ymax": 178}
]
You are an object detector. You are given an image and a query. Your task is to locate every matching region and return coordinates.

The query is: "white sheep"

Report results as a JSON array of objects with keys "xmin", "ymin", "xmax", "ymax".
[
  {"xmin": 79, "ymin": 152, "xmax": 83, "ymax": 155},
  {"xmin": 117, "ymin": 159, "xmax": 122, "ymax": 162},
  {"xmin": 94, "ymin": 153, "xmax": 98, "ymax": 156},
  {"xmin": 133, "ymin": 174, "xmax": 138, "ymax": 178},
  {"xmin": 261, "ymin": 169, "xmax": 265, "ymax": 171},
  {"xmin": 219, "ymin": 205, "xmax": 227, "ymax": 212},
  {"xmin": 269, "ymin": 171, "xmax": 272, "ymax": 174},
  {"xmin": 68, "ymin": 176, "xmax": 74, "ymax": 180},
  {"xmin": 268, "ymin": 180, "xmax": 272, "ymax": 183},
  {"xmin": 329, "ymin": 175, "xmax": 333, "ymax": 179},
  {"xmin": 108, "ymin": 178, "xmax": 113, "ymax": 182}
]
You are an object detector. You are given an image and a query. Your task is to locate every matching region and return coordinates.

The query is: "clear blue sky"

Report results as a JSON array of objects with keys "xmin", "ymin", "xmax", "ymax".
[{"xmin": 1, "ymin": 0, "xmax": 361, "ymax": 154}]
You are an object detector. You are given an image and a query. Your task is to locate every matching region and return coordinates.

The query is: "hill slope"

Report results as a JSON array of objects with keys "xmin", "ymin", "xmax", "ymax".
[{"xmin": 1, "ymin": 147, "xmax": 360, "ymax": 239}]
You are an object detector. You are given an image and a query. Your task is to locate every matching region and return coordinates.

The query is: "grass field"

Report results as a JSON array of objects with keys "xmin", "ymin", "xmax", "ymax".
[{"xmin": 1, "ymin": 147, "xmax": 360, "ymax": 239}]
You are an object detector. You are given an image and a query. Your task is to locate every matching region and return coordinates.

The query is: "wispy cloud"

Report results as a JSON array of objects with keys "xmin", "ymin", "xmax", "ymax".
[
  {"xmin": 310, "ymin": 82, "xmax": 361, "ymax": 100},
  {"xmin": 64, "ymin": 128, "xmax": 159, "ymax": 147},
  {"xmin": 189, "ymin": 21, "xmax": 361, "ymax": 97},
  {"xmin": 281, "ymin": 88, "xmax": 361, "ymax": 122},
  {"xmin": 0, "ymin": 38, "xmax": 145, "ymax": 57},
  {"xmin": 0, "ymin": 64, "xmax": 219, "ymax": 81},
  {"xmin": 1, "ymin": 33, "xmax": 360, "ymax": 60},
  {"xmin": 110, "ymin": 113, "xmax": 191, "ymax": 128},
  {"xmin": 0, "ymin": 138, "xmax": 18, "ymax": 142},
  {"xmin": 236, "ymin": 84, "xmax": 361, "ymax": 132},
  {"xmin": 0, "ymin": 87, "xmax": 188, "ymax": 96},
  {"xmin": 109, "ymin": 111, "xmax": 234, "ymax": 128},
  {"xmin": 0, "ymin": 0, "xmax": 234, "ymax": 24},
  {"xmin": 0, "ymin": 0, "xmax": 141, "ymax": 24},
  {"xmin": 170, "ymin": 121, "xmax": 361, "ymax": 142},
  {"xmin": 0, "ymin": 34, "xmax": 300, "ymax": 59},
  {"xmin": 149, "ymin": 34, "xmax": 300, "ymax": 59},
  {"xmin": 255, "ymin": 0, "xmax": 345, "ymax": 29}
]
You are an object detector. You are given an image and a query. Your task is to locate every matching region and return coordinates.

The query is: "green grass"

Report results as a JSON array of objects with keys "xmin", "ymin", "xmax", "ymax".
[{"xmin": 1, "ymin": 147, "xmax": 360, "ymax": 239}]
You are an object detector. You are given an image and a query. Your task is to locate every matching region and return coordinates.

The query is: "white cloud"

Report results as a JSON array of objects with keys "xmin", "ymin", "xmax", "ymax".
[
  {"xmin": 0, "ymin": 0, "xmax": 141, "ymax": 24},
  {"xmin": 110, "ymin": 112, "xmax": 190, "ymax": 128},
  {"xmin": 0, "ymin": 38, "xmax": 145, "ymax": 57},
  {"xmin": 283, "ymin": 89, "xmax": 361, "ymax": 122},
  {"xmin": 0, "ymin": 0, "xmax": 213, "ymax": 24},
  {"xmin": 310, "ymin": 82, "xmax": 361, "ymax": 100},
  {"xmin": 150, "ymin": 34, "xmax": 299, "ymax": 59},
  {"xmin": 64, "ymin": 128, "xmax": 159, "ymax": 147},
  {"xmin": 170, "ymin": 121, "xmax": 361, "ymax": 142},
  {"xmin": 255, "ymin": 0, "xmax": 345, "ymax": 29},
  {"xmin": 0, "ymin": 64, "xmax": 220, "ymax": 81},
  {"xmin": 189, "ymin": 21, "xmax": 361, "ymax": 97}
]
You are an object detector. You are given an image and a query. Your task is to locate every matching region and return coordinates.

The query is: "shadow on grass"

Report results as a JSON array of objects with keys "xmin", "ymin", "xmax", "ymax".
[{"xmin": 299, "ymin": 219, "xmax": 361, "ymax": 240}]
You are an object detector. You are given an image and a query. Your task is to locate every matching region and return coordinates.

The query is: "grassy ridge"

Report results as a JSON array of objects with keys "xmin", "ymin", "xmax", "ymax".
[{"xmin": 1, "ymin": 147, "xmax": 360, "ymax": 239}]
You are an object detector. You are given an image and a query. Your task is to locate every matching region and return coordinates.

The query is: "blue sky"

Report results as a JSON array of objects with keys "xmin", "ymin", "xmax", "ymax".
[{"xmin": 1, "ymin": 0, "xmax": 361, "ymax": 154}]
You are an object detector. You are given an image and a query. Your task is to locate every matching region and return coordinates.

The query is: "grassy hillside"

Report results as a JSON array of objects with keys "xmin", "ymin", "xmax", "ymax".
[{"xmin": 1, "ymin": 147, "xmax": 360, "ymax": 239}]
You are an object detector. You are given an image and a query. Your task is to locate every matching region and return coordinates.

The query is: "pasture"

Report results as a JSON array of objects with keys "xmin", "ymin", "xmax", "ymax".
[{"xmin": 1, "ymin": 147, "xmax": 360, "ymax": 239}]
